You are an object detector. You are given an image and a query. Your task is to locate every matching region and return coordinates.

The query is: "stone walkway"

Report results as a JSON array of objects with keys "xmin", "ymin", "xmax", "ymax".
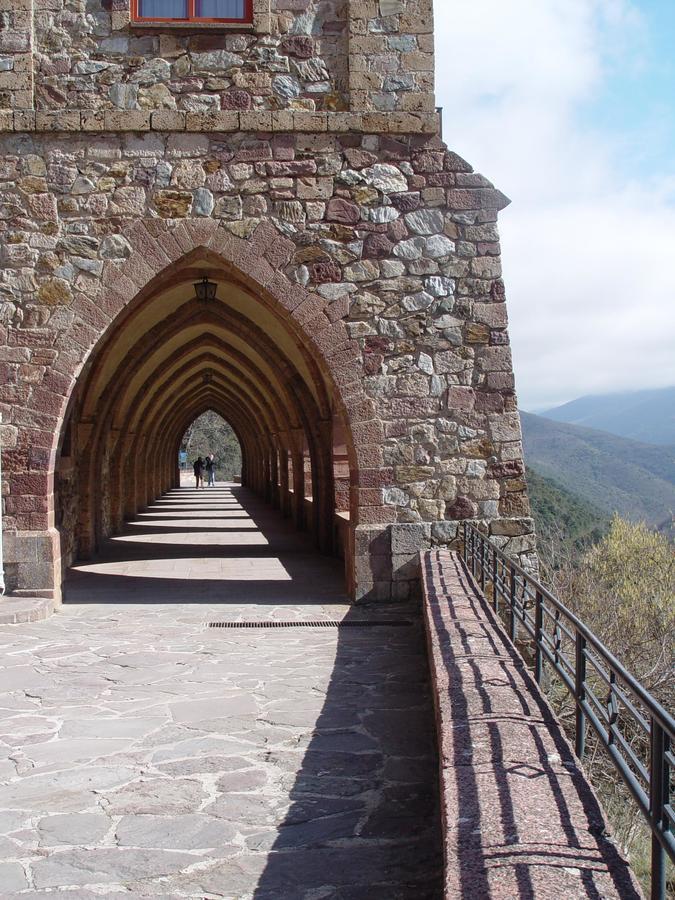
[{"xmin": 0, "ymin": 485, "xmax": 442, "ymax": 898}]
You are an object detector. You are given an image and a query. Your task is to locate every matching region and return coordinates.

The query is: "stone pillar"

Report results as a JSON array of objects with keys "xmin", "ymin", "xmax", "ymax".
[
  {"xmin": 291, "ymin": 449, "xmax": 305, "ymax": 532},
  {"xmin": 278, "ymin": 445, "xmax": 290, "ymax": 518},
  {"xmin": 269, "ymin": 445, "xmax": 279, "ymax": 509},
  {"xmin": 314, "ymin": 420, "xmax": 335, "ymax": 555}
]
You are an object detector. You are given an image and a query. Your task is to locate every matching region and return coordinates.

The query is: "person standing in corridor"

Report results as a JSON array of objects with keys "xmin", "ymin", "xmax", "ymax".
[
  {"xmin": 206, "ymin": 454, "xmax": 216, "ymax": 487},
  {"xmin": 193, "ymin": 456, "xmax": 204, "ymax": 489}
]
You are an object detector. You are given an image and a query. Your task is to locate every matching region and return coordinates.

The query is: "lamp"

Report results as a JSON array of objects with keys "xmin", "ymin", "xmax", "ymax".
[
  {"xmin": 203, "ymin": 370, "xmax": 213, "ymax": 385},
  {"xmin": 194, "ymin": 276, "xmax": 217, "ymax": 302}
]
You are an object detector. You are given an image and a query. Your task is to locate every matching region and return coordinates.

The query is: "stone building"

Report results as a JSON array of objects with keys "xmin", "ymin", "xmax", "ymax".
[{"xmin": 0, "ymin": 0, "xmax": 535, "ymax": 603}]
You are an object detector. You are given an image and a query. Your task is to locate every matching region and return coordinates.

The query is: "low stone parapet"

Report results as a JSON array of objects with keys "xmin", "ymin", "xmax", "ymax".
[{"xmin": 420, "ymin": 549, "xmax": 642, "ymax": 898}]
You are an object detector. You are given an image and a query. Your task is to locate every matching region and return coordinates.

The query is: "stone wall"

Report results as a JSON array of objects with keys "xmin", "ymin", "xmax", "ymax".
[
  {"xmin": 0, "ymin": 0, "xmax": 535, "ymax": 602},
  {"xmin": 0, "ymin": 123, "xmax": 537, "ymax": 600},
  {"xmin": 2, "ymin": 0, "xmax": 435, "ymax": 116},
  {"xmin": 33, "ymin": 0, "xmax": 349, "ymax": 114}
]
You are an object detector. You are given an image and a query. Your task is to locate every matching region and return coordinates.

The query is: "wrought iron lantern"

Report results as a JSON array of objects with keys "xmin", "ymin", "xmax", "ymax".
[{"xmin": 194, "ymin": 276, "xmax": 217, "ymax": 302}]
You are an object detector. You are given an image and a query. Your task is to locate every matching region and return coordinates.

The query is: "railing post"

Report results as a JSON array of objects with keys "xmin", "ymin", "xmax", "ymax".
[
  {"xmin": 492, "ymin": 551, "xmax": 498, "ymax": 613},
  {"xmin": 534, "ymin": 589, "xmax": 543, "ymax": 685},
  {"xmin": 575, "ymin": 631, "xmax": 587, "ymax": 759},
  {"xmin": 480, "ymin": 536, "xmax": 486, "ymax": 593},
  {"xmin": 509, "ymin": 563, "xmax": 517, "ymax": 642},
  {"xmin": 462, "ymin": 521, "xmax": 467, "ymax": 563},
  {"xmin": 471, "ymin": 529, "xmax": 476, "ymax": 578},
  {"xmin": 650, "ymin": 718, "xmax": 666, "ymax": 900}
]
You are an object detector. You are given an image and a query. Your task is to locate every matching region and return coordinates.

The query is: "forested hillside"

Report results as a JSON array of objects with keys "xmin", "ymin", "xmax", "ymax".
[
  {"xmin": 521, "ymin": 412, "xmax": 675, "ymax": 529},
  {"xmin": 526, "ymin": 467, "xmax": 610, "ymax": 551}
]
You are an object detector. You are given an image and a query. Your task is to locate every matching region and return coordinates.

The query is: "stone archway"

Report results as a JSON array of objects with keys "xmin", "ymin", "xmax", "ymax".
[{"xmin": 42, "ymin": 217, "xmax": 386, "ymax": 603}]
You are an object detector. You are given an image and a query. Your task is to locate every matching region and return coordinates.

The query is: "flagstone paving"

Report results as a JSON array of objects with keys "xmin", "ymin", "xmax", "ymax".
[{"xmin": 0, "ymin": 485, "xmax": 442, "ymax": 898}]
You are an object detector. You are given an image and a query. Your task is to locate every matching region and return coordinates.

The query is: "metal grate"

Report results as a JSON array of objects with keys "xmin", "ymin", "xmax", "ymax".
[{"xmin": 207, "ymin": 619, "xmax": 413, "ymax": 629}]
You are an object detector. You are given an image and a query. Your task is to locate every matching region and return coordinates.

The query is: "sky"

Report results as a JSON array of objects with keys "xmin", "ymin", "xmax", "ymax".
[{"xmin": 434, "ymin": 0, "xmax": 675, "ymax": 411}]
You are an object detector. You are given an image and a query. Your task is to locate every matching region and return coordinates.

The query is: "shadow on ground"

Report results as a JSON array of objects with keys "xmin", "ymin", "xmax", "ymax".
[
  {"xmin": 64, "ymin": 485, "xmax": 346, "ymax": 606},
  {"xmin": 247, "ymin": 608, "xmax": 443, "ymax": 900}
]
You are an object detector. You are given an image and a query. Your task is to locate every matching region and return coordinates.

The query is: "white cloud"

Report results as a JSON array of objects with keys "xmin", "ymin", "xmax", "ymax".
[{"xmin": 434, "ymin": 0, "xmax": 675, "ymax": 409}]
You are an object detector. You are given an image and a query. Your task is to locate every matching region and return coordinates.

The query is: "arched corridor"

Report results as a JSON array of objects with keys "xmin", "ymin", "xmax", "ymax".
[
  {"xmin": 65, "ymin": 483, "xmax": 348, "ymax": 606},
  {"xmin": 55, "ymin": 232, "xmax": 367, "ymax": 603}
]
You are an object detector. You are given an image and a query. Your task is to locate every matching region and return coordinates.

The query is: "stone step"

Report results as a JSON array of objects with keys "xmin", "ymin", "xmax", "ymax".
[{"xmin": 0, "ymin": 596, "xmax": 54, "ymax": 625}]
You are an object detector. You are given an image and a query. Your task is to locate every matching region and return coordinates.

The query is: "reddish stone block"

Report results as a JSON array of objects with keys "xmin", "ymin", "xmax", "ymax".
[
  {"xmin": 490, "ymin": 330, "xmax": 509, "ymax": 346},
  {"xmin": 265, "ymin": 160, "xmax": 316, "ymax": 177},
  {"xmin": 41, "ymin": 370, "xmax": 71, "ymax": 397},
  {"xmin": 474, "ymin": 391, "xmax": 505, "ymax": 413},
  {"xmin": 357, "ymin": 468, "xmax": 393, "ymax": 488},
  {"xmin": 27, "ymin": 388, "xmax": 64, "ymax": 418},
  {"xmin": 356, "ymin": 488, "xmax": 384, "ymax": 507},
  {"xmin": 447, "ymin": 387, "xmax": 475, "ymax": 411},
  {"xmin": 412, "ymin": 151, "xmax": 445, "ymax": 173},
  {"xmin": 344, "ymin": 148, "xmax": 378, "ymax": 169},
  {"xmin": 310, "ymin": 260, "xmax": 341, "ymax": 284},
  {"xmin": 353, "ymin": 444, "xmax": 384, "ymax": 469},
  {"xmin": 9, "ymin": 331, "xmax": 54, "ymax": 349},
  {"xmin": 358, "ymin": 506, "xmax": 396, "ymax": 525},
  {"xmin": 491, "ymin": 460, "xmax": 525, "ymax": 479},
  {"xmin": 387, "ymin": 219, "xmax": 408, "ymax": 242},
  {"xmin": 390, "ymin": 192, "xmax": 421, "ymax": 213},
  {"xmin": 5, "ymin": 494, "xmax": 49, "ymax": 514},
  {"xmin": 279, "ymin": 35, "xmax": 314, "ymax": 59},
  {"xmin": 221, "ymin": 91, "xmax": 251, "ymax": 111},
  {"xmin": 233, "ymin": 141, "xmax": 273, "ymax": 163},
  {"xmin": 426, "ymin": 172, "xmax": 456, "ymax": 187},
  {"xmin": 352, "ymin": 420, "xmax": 385, "ymax": 446},
  {"xmin": 325, "ymin": 296, "xmax": 349, "ymax": 323},
  {"xmin": 363, "ymin": 233, "xmax": 393, "ymax": 259},
  {"xmin": 344, "ymin": 397, "xmax": 376, "ymax": 424},
  {"xmin": 292, "ymin": 295, "xmax": 326, "ymax": 325},
  {"xmin": 443, "ymin": 151, "xmax": 473, "ymax": 172},
  {"xmin": 326, "ymin": 197, "xmax": 360, "ymax": 226},
  {"xmin": 447, "ymin": 188, "xmax": 510, "ymax": 211},
  {"xmin": 364, "ymin": 336, "xmax": 390, "ymax": 354},
  {"xmin": 269, "ymin": 274, "xmax": 305, "ymax": 312},
  {"xmin": 446, "ymin": 496, "xmax": 477, "ymax": 519},
  {"xmin": 265, "ymin": 235, "xmax": 295, "ymax": 268},
  {"xmin": 322, "ymin": 337, "xmax": 360, "ymax": 363},
  {"xmin": 385, "ymin": 421, "xmax": 407, "ymax": 438}
]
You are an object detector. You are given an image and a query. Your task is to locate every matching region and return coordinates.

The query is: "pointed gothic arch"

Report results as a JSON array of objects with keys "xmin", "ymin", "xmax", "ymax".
[{"xmin": 49, "ymin": 218, "xmax": 386, "ymax": 602}]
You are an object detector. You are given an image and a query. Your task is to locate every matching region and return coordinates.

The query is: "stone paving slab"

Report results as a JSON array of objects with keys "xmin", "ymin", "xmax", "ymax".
[
  {"xmin": 0, "ymin": 485, "xmax": 442, "ymax": 897},
  {"xmin": 421, "ymin": 550, "xmax": 643, "ymax": 900}
]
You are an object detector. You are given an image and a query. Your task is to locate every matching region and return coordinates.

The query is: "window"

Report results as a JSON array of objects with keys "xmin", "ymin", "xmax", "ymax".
[{"xmin": 132, "ymin": 0, "xmax": 252, "ymax": 23}]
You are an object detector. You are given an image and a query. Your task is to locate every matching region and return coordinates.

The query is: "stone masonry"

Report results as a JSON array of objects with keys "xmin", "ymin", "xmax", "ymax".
[{"xmin": 0, "ymin": 0, "xmax": 536, "ymax": 603}]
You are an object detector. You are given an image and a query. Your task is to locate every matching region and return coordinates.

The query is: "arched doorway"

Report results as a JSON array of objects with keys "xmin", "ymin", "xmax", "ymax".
[
  {"xmin": 52, "ymin": 221, "xmax": 377, "ymax": 602},
  {"xmin": 179, "ymin": 412, "xmax": 242, "ymax": 485}
]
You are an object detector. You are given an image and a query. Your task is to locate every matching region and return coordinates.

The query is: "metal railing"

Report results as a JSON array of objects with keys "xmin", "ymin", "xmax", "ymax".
[{"xmin": 462, "ymin": 522, "xmax": 674, "ymax": 899}]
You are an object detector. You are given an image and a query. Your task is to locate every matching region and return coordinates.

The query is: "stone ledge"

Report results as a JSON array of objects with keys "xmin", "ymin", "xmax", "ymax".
[
  {"xmin": 0, "ymin": 596, "xmax": 54, "ymax": 625},
  {"xmin": 420, "ymin": 549, "xmax": 642, "ymax": 899},
  {"xmin": 0, "ymin": 109, "xmax": 440, "ymax": 136}
]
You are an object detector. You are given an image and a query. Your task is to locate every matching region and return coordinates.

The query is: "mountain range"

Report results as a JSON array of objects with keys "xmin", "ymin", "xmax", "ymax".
[
  {"xmin": 520, "ymin": 411, "xmax": 675, "ymax": 531},
  {"xmin": 540, "ymin": 386, "xmax": 675, "ymax": 445}
]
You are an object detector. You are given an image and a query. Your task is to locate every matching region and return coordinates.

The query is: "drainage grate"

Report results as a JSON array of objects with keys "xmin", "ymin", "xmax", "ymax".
[{"xmin": 207, "ymin": 619, "xmax": 413, "ymax": 629}]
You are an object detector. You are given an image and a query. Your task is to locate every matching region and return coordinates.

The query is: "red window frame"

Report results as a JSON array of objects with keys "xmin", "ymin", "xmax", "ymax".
[{"xmin": 131, "ymin": 0, "xmax": 253, "ymax": 24}]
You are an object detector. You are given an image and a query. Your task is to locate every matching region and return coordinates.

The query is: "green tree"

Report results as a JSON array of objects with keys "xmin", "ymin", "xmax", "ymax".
[
  {"xmin": 181, "ymin": 411, "xmax": 242, "ymax": 481},
  {"xmin": 542, "ymin": 517, "xmax": 674, "ymax": 891}
]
